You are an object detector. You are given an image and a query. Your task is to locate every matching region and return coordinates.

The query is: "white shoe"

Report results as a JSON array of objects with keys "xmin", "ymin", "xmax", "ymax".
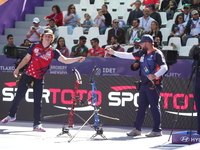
[
  {"xmin": 126, "ymin": 128, "xmax": 141, "ymax": 136},
  {"xmin": 145, "ymin": 131, "xmax": 162, "ymax": 137}
]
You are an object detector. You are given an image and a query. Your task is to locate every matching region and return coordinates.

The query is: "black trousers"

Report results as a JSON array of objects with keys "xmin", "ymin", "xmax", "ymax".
[{"xmin": 9, "ymin": 73, "xmax": 44, "ymax": 126}]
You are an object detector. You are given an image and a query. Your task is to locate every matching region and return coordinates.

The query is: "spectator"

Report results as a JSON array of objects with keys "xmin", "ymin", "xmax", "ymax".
[
  {"xmin": 127, "ymin": 0, "xmax": 143, "ymax": 26},
  {"xmin": 107, "ymin": 19, "xmax": 125, "ymax": 45},
  {"xmin": 105, "ymin": 36, "xmax": 125, "ymax": 58},
  {"xmin": 2, "ymin": 34, "xmax": 15, "ymax": 55},
  {"xmin": 182, "ymin": 10, "xmax": 200, "ymax": 46},
  {"xmin": 26, "ymin": 17, "xmax": 44, "ymax": 43},
  {"xmin": 139, "ymin": 8, "xmax": 155, "ymax": 33},
  {"xmin": 64, "ymin": 4, "xmax": 81, "ymax": 35},
  {"xmin": 126, "ymin": 18, "xmax": 144, "ymax": 45},
  {"xmin": 146, "ymin": 4, "xmax": 162, "ymax": 28},
  {"xmin": 87, "ymin": 38, "xmax": 105, "ymax": 57},
  {"xmin": 100, "ymin": 4, "xmax": 112, "ymax": 34},
  {"xmin": 168, "ymin": 14, "xmax": 186, "ymax": 44},
  {"xmin": 163, "ymin": 0, "xmax": 177, "ymax": 20},
  {"xmin": 160, "ymin": 0, "xmax": 170, "ymax": 11},
  {"xmin": 180, "ymin": 3, "xmax": 192, "ymax": 22},
  {"xmin": 130, "ymin": 0, "xmax": 160, "ymax": 10},
  {"xmin": 148, "ymin": 21, "xmax": 163, "ymax": 43},
  {"xmin": 153, "ymin": 36, "xmax": 163, "ymax": 50},
  {"xmin": 127, "ymin": 38, "xmax": 142, "ymax": 53},
  {"xmin": 70, "ymin": 36, "xmax": 88, "ymax": 57},
  {"xmin": 56, "ymin": 37, "xmax": 69, "ymax": 57},
  {"xmin": 44, "ymin": 5, "xmax": 63, "ymax": 27},
  {"xmin": 94, "ymin": 10, "xmax": 105, "ymax": 31},
  {"xmin": 46, "ymin": 19, "xmax": 59, "ymax": 45},
  {"xmin": 20, "ymin": 39, "xmax": 30, "ymax": 47},
  {"xmin": 82, "ymin": 13, "xmax": 93, "ymax": 34},
  {"xmin": 191, "ymin": 0, "xmax": 200, "ymax": 11}
]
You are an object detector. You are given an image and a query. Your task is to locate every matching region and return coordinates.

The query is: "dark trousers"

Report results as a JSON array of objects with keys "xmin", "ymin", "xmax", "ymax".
[
  {"xmin": 134, "ymin": 83, "xmax": 162, "ymax": 132},
  {"xmin": 194, "ymin": 75, "xmax": 200, "ymax": 134},
  {"xmin": 9, "ymin": 73, "xmax": 44, "ymax": 126}
]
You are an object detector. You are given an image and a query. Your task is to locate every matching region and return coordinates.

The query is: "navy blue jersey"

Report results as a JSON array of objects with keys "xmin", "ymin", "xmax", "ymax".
[{"xmin": 132, "ymin": 49, "xmax": 166, "ymax": 84}]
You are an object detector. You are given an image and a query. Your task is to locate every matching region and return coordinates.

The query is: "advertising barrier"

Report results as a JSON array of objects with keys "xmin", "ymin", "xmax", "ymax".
[{"xmin": 0, "ymin": 56, "xmax": 197, "ymax": 129}]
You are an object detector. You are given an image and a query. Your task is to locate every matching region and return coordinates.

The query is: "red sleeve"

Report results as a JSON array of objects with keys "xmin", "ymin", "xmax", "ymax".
[
  {"xmin": 46, "ymin": 13, "xmax": 55, "ymax": 19},
  {"xmin": 54, "ymin": 12, "xmax": 63, "ymax": 26},
  {"xmin": 98, "ymin": 48, "xmax": 105, "ymax": 56}
]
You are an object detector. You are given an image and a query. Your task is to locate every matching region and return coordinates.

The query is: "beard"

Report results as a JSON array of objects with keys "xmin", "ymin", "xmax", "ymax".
[{"xmin": 142, "ymin": 47, "xmax": 148, "ymax": 52}]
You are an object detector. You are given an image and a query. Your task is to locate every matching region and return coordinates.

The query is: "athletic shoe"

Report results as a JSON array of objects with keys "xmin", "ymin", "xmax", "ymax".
[
  {"xmin": 145, "ymin": 131, "xmax": 162, "ymax": 137},
  {"xmin": 33, "ymin": 124, "xmax": 46, "ymax": 132},
  {"xmin": 126, "ymin": 128, "xmax": 141, "ymax": 136},
  {"xmin": 1, "ymin": 116, "xmax": 16, "ymax": 124}
]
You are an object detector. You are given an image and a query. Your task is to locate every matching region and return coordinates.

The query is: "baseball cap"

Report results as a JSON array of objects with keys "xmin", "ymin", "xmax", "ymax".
[
  {"xmin": 183, "ymin": 3, "xmax": 190, "ymax": 8},
  {"xmin": 146, "ymin": 4, "xmax": 155, "ymax": 10},
  {"xmin": 134, "ymin": 38, "xmax": 141, "ymax": 44},
  {"xmin": 33, "ymin": 17, "xmax": 40, "ymax": 23},
  {"xmin": 43, "ymin": 29, "xmax": 54, "ymax": 35},
  {"xmin": 138, "ymin": 35, "xmax": 153, "ymax": 44},
  {"xmin": 191, "ymin": 10, "xmax": 198, "ymax": 15}
]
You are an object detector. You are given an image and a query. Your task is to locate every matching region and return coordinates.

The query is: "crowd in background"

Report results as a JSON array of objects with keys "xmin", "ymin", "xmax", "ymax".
[{"xmin": 2, "ymin": 0, "xmax": 200, "ymax": 57}]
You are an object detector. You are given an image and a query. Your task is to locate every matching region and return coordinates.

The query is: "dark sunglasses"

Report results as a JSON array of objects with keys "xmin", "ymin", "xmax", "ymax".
[
  {"xmin": 70, "ymin": 7, "xmax": 75, "ymax": 9},
  {"xmin": 114, "ymin": 22, "xmax": 119, "ymax": 24},
  {"xmin": 183, "ymin": 7, "xmax": 189, "ymax": 9}
]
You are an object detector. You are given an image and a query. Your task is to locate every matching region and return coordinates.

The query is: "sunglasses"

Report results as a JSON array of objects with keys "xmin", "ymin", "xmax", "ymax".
[
  {"xmin": 183, "ymin": 7, "xmax": 189, "ymax": 9},
  {"xmin": 70, "ymin": 7, "xmax": 75, "ymax": 9},
  {"xmin": 81, "ymin": 40, "xmax": 86, "ymax": 43},
  {"xmin": 114, "ymin": 22, "xmax": 119, "ymax": 24}
]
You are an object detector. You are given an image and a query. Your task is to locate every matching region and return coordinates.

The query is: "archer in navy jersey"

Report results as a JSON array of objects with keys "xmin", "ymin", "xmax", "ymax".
[{"xmin": 106, "ymin": 34, "xmax": 168, "ymax": 137}]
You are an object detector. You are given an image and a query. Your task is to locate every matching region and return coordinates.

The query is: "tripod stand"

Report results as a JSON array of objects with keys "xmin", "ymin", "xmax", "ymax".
[
  {"xmin": 68, "ymin": 66, "xmax": 119, "ymax": 143},
  {"xmin": 168, "ymin": 58, "xmax": 200, "ymax": 144}
]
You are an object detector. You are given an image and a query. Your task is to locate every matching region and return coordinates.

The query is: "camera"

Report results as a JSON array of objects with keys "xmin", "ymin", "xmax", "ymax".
[
  {"xmin": 6, "ymin": 46, "xmax": 28, "ymax": 59},
  {"xmin": 6, "ymin": 46, "xmax": 29, "ymax": 72}
]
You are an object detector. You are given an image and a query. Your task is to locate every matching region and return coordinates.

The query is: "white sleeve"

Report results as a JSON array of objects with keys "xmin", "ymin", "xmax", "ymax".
[
  {"xmin": 114, "ymin": 51, "xmax": 135, "ymax": 60},
  {"xmin": 154, "ymin": 64, "xmax": 168, "ymax": 78}
]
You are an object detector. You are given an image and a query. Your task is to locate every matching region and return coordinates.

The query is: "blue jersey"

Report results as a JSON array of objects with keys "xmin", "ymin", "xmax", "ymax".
[{"xmin": 132, "ymin": 49, "xmax": 166, "ymax": 84}]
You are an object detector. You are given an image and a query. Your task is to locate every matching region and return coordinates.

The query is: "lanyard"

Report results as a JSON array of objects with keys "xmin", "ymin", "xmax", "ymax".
[
  {"xmin": 142, "ymin": 17, "xmax": 150, "ymax": 27},
  {"xmin": 192, "ymin": 18, "xmax": 200, "ymax": 29}
]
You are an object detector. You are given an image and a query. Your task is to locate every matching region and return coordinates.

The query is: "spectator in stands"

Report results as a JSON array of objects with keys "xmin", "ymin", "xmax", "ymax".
[
  {"xmin": 82, "ymin": 13, "xmax": 93, "ymax": 34},
  {"xmin": 2, "ymin": 34, "xmax": 15, "ymax": 55},
  {"xmin": 107, "ymin": 19, "xmax": 125, "ymax": 45},
  {"xmin": 139, "ymin": 8, "xmax": 155, "ymax": 33},
  {"xmin": 182, "ymin": 10, "xmax": 200, "ymax": 46},
  {"xmin": 168, "ymin": 14, "xmax": 186, "ymax": 44},
  {"xmin": 127, "ymin": 0, "xmax": 143, "ymax": 26},
  {"xmin": 153, "ymin": 36, "xmax": 163, "ymax": 49},
  {"xmin": 163, "ymin": 0, "xmax": 177, "ymax": 20},
  {"xmin": 46, "ymin": 19, "xmax": 58, "ymax": 45},
  {"xmin": 160, "ymin": 0, "xmax": 170, "ymax": 11},
  {"xmin": 44, "ymin": 5, "xmax": 63, "ymax": 27},
  {"xmin": 70, "ymin": 36, "xmax": 88, "ymax": 57},
  {"xmin": 127, "ymin": 38, "xmax": 142, "ymax": 53},
  {"xmin": 20, "ymin": 39, "xmax": 30, "ymax": 47},
  {"xmin": 180, "ymin": 3, "xmax": 192, "ymax": 22},
  {"xmin": 126, "ymin": 18, "xmax": 144, "ymax": 45},
  {"xmin": 56, "ymin": 37, "xmax": 69, "ymax": 57},
  {"xmin": 105, "ymin": 36, "xmax": 125, "ymax": 58},
  {"xmin": 100, "ymin": 4, "xmax": 112, "ymax": 35},
  {"xmin": 148, "ymin": 21, "xmax": 163, "ymax": 43},
  {"xmin": 130, "ymin": 0, "xmax": 160, "ymax": 10},
  {"xmin": 26, "ymin": 17, "xmax": 44, "ymax": 43},
  {"xmin": 146, "ymin": 4, "xmax": 162, "ymax": 28},
  {"xmin": 190, "ymin": 0, "xmax": 200, "ymax": 11},
  {"xmin": 87, "ymin": 38, "xmax": 105, "ymax": 57},
  {"xmin": 94, "ymin": 10, "xmax": 105, "ymax": 31},
  {"xmin": 64, "ymin": 4, "xmax": 81, "ymax": 35}
]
